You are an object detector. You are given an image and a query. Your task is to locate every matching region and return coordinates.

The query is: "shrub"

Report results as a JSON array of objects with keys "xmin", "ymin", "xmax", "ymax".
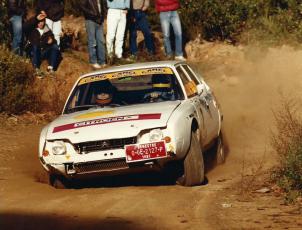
[
  {"xmin": 179, "ymin": 0, "xmax": 253, "ymax": 42},
  {"xmin": 271, "ymin": 97, "xmax": 302, "ymax": 203},
  {"xmin": 178, "ymin": 0, "xmax": 302, "ymax": 44},
  {"xmin": 0, "ymin": 46, "xmax": 39, "ymax": 114}
]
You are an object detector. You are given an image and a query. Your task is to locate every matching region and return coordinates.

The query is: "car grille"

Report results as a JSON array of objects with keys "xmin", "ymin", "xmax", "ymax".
[
  {"xmin": 74, "ymin": 159, "xmax": 129, "ymax": 174},
  {"xmin": 75, "ymin": 137, "xmax": 137, "ymax": 153}
]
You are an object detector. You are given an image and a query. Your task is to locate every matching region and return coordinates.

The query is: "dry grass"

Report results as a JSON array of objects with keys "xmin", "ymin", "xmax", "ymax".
[
  {"xmin": 270, "ymin": 95, "xmax": 302, "ymax": 203},
  {"xmin": 238, "ymin": 153, "xmax": 267, "ymax": 200}
]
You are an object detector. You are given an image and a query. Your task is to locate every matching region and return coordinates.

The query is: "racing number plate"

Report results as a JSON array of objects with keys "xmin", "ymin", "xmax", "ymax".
[{"xmin": 125, "ymin": 141, "xmax": 167, "ymax": 163}]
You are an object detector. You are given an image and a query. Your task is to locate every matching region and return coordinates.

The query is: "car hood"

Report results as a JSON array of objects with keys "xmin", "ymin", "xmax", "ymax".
[{"xmin": 46, "ymin": 101, "xmax": 181, "ymax": 143}]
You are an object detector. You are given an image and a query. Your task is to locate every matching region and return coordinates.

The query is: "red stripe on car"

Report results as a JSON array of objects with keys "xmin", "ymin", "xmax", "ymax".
[{"xmin": 53, "ymin": 113, "xmax": 162, "ymax": 133}]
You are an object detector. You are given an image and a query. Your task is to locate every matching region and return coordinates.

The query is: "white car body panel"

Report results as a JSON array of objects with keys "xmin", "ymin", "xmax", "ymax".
[{"xmin": 46, "ymin": 101, "xmax": 180, "ymax": 142}]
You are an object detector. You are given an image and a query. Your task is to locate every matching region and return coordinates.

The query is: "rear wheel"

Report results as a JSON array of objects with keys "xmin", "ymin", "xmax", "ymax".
[{"xmin": 177, "ymin": 132, "xmax": 205, "ymax": 186}]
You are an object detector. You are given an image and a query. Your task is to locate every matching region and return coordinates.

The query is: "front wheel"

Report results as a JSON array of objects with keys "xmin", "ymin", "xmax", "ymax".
[
  {"xmin": 48, "ymin": 175, "xmax": 70, "ymax": 189},
  {"xmin": 215, "ymin": 133, "xmax": 225, "ymax": 165},
  {"xmin": 177, "ymin": 133, "xmax": 205, "ymax": 186}
]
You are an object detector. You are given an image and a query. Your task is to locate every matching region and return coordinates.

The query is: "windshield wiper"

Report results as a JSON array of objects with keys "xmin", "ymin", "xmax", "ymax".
[{"xmin": 66, "ymin": 105, "xmax": 97, "ymax": 113}]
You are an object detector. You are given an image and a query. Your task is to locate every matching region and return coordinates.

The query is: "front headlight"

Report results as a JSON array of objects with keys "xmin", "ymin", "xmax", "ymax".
[
  {"xmin": 52, "ymin": 141, "xmax": 67, "ymax": 155},
  {"xmin": 149, "ymin": 129, "xmax": 163, "ymax": 142}
]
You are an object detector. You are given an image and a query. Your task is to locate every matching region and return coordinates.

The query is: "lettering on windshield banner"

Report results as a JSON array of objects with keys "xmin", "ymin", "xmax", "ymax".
[
  {"xmin": 52, "ymin": 113, "xmax": 162, "ymax": 133},
  {"xmin": 78, "ymin": 67, "xmax": 174, "ymax": 86}
]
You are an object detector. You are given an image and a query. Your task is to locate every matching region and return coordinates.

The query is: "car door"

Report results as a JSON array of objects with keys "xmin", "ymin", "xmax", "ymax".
[
  {"xmin": 181, "ymin": 64, "xmax": 221, "ymax": 146},
  {"xmin": 175, "ymin": 65, "xmax": 206, "ymax": 145}
]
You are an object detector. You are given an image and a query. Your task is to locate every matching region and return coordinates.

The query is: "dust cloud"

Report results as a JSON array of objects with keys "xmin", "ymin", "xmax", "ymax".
[{"xmin": 189, "ymin": 43, "xmax": 302, "ymax": 177}]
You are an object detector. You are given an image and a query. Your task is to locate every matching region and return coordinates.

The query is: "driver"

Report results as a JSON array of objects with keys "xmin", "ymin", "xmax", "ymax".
[
  {"xmin": 94, "ymin": 79, "xmax": 117, "ymax": 106},
  {"xmin": 144, "ymin": 74, "xmax": 175, "ymax": 102}
]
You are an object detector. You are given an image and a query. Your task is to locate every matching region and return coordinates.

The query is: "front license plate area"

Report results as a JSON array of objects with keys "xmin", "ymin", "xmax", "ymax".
[{"xmin": 125, "ymin": 141, "xmax": 167, "ymax": 163}]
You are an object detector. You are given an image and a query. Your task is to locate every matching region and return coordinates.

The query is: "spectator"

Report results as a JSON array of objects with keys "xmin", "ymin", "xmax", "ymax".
[
  {"xmin": 37, "ymin": 0, "xmax": 64, "ymax": 47},
  {"xmin": 128, "ymin": 0, "xmax": 155, "ymax": 60},
  {"xmin": 79, "ymin": 0, "xmax": 106, "ymax": 69},
  {"xmin": 106, "ymin": 0, "xmax": 130, "ymax": 63},
  {"xmin": 7, "ymin": 0, "xmax": 27, "ymax": 55},
  {"xmin": 24, "ymin": 12, "xmax": 61, "ymax": 78},
  {"xmin": 155, "ymin": 0, "xmax": 186, "ymax": 61}
]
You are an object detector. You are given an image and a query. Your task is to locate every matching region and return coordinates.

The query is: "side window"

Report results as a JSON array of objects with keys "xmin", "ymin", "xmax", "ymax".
[
  {"xmin": 182, "ymin": 65, "xmax": 200, "ymax": 86},
  {"xmin": 68, "ymin": 89, "xmax": 80, "ymax": 109},
  {"xmin": 176, "ymin": 66, "xmax": 197, "ymax": 98}
]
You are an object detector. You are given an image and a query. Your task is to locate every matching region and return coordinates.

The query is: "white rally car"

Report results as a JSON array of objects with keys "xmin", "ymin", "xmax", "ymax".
[{"xmin": 39, "ymin": 61, "xmax": 224, "ymax": 188}]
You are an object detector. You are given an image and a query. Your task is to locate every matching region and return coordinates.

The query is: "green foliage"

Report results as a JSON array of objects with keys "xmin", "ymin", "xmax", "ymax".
[
  {"xmin": 0, "ymin": 46, "xmax": 39, "ymax": 114},
  {"xmin": 271, "ymin": 98, "xmax": 302, "ymax": 203},
  {"xmin": 179, "ymin": 0, "xmax": 250, "ymax": 41},
  {"xmin": 178, "ymin": 0, "xmax": 302, "ymax": 43}
]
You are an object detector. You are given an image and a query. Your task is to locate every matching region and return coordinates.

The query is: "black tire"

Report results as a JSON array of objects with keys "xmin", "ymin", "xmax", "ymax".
[
  {"xmin": 49, "ymin": 175, "xmax": 69, "ymax": 189},
  {"xmin": 177, "ymin": 133, "xmax": 205, "ymax": 186},
  {"xmin": 215, "ymin": 133, "xmax": 225, "ymax": 165}
]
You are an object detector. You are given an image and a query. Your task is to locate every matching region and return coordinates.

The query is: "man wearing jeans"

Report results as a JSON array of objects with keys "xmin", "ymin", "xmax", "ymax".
[
  {"xmin": 155, "ymin": 0, "xmax": 186, "ymax": 61},
  {"xmin": 80, "ymin": 0, "xmax": 106, "ymax": 69},
  {"xmin": 7, "ymin": 0, "xmax": 27, "ymax": 55},
  {"xmin": 106, "ymin": 0, "xmax": 130, "ymax": 62},
  {"xmin": 128, "ymin": 0, "xmax": 155, "ymax": 60}
]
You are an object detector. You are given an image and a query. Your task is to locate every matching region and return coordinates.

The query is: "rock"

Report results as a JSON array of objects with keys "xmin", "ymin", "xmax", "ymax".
[
  {"xmin": 221, "ymin": 203, "xmax": 232, "ymax": 208},
  {"xmin": 7, "ymin": 116, "xmax": 18, "ymax": 123},
  {"xmin": 255, "ymin": 188, "xmax": 271, "ymax": 193}
]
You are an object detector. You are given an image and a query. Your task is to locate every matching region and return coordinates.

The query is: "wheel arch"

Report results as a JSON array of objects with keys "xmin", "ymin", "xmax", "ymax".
[{"xmin": 183, "ymin": 117, "xmax": 202, "ymax": 158}]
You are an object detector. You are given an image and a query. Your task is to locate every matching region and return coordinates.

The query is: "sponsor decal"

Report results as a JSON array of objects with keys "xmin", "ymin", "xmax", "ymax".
[
  {"xmin": 53, "ymin": 113, "xmax": 162, "ymax": 133},
  {"xmin": 74, "ymin": 110, "xmax": 115, "ymax": 120},
  {"xmin": 78, "ymin": 67, "xmax": 174, "ymax": 85}
]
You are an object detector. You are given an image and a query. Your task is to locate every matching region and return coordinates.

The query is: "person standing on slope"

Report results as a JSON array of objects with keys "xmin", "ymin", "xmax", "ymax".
[
  {"xmin": 106, "ymin": 0, "xmax": 130, "ymax": 63},
  {"xmin": 80, "ymin": 0, "xmax": 107, "ymax": 69},
  {"xmin": 155, "ymin": 0, "xmax": 186, "ymax": 61},
  {"xmin": 7, "ymin": 0, "xmax": 27, "ymax": 55},
  {"xmin": 128, "ymin": 0, "xmax": 155, "ymax": 61}
]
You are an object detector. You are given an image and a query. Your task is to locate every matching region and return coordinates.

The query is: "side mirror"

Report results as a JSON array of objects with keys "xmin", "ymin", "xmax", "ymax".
[{"xmin": 196, "ymin": 84, "xmax": 204, "ymax": 95}]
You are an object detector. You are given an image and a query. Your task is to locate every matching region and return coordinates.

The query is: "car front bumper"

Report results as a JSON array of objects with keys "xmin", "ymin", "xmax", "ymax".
[{"xmin": 42, "ymin": 155, "xmax": 176, "ymax": 179}]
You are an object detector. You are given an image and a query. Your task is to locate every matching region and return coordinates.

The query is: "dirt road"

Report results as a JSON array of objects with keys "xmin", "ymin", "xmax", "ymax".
[
  {"xmin": 1, "ymin": 44, "xmax": 302, "ymax": 230},
  {"xmin": 1, "ymin": 122, "xmax": 241, "ymax": 230}
]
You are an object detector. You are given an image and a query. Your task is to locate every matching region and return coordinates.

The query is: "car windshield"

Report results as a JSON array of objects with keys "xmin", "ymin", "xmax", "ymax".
[{"xmin": 64, "ymin": 67, "xmax": 184, "ymax": 114}]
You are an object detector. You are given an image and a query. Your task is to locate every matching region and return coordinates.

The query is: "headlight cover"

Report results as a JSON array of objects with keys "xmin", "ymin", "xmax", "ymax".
[
  {"xmin": 149, "ymin": 129, "xmax": 163, "ymax": 142},
  {"xmin": 52, "ymin": 141, "xmax": 67, "ymax": 155}
]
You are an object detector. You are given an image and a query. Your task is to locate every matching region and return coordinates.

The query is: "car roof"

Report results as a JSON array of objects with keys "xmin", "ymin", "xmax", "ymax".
[{"xmin": 80, "ymin": 61, "xmax": 185, "ymax": 79}]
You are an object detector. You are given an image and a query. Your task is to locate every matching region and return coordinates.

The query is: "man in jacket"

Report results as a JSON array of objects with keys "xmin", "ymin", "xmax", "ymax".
[
  {"xmin": 37, "ymin": 0, "xmax": 64, "ymax": 46},
  {"xmin": 7, "ymin": 0, "xmax": 27, "ymax": 55},
  {"xmin": 80, "ymin": 0, "xmax": 106, "ymax": 69},
  {"xmin": 128, "ymin": 0, "xmax": 155, "ymax": 60},
  {"xmin": 106, "ymin": 0, "xmax": 130, "ymax": 62},
  {"xmin": 155, "ymin": 0, "xmax": 185, "ymax": 61},
  {"xmin": 24, "ymin": 12, "xmax": 61, "ymax": 78}
]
